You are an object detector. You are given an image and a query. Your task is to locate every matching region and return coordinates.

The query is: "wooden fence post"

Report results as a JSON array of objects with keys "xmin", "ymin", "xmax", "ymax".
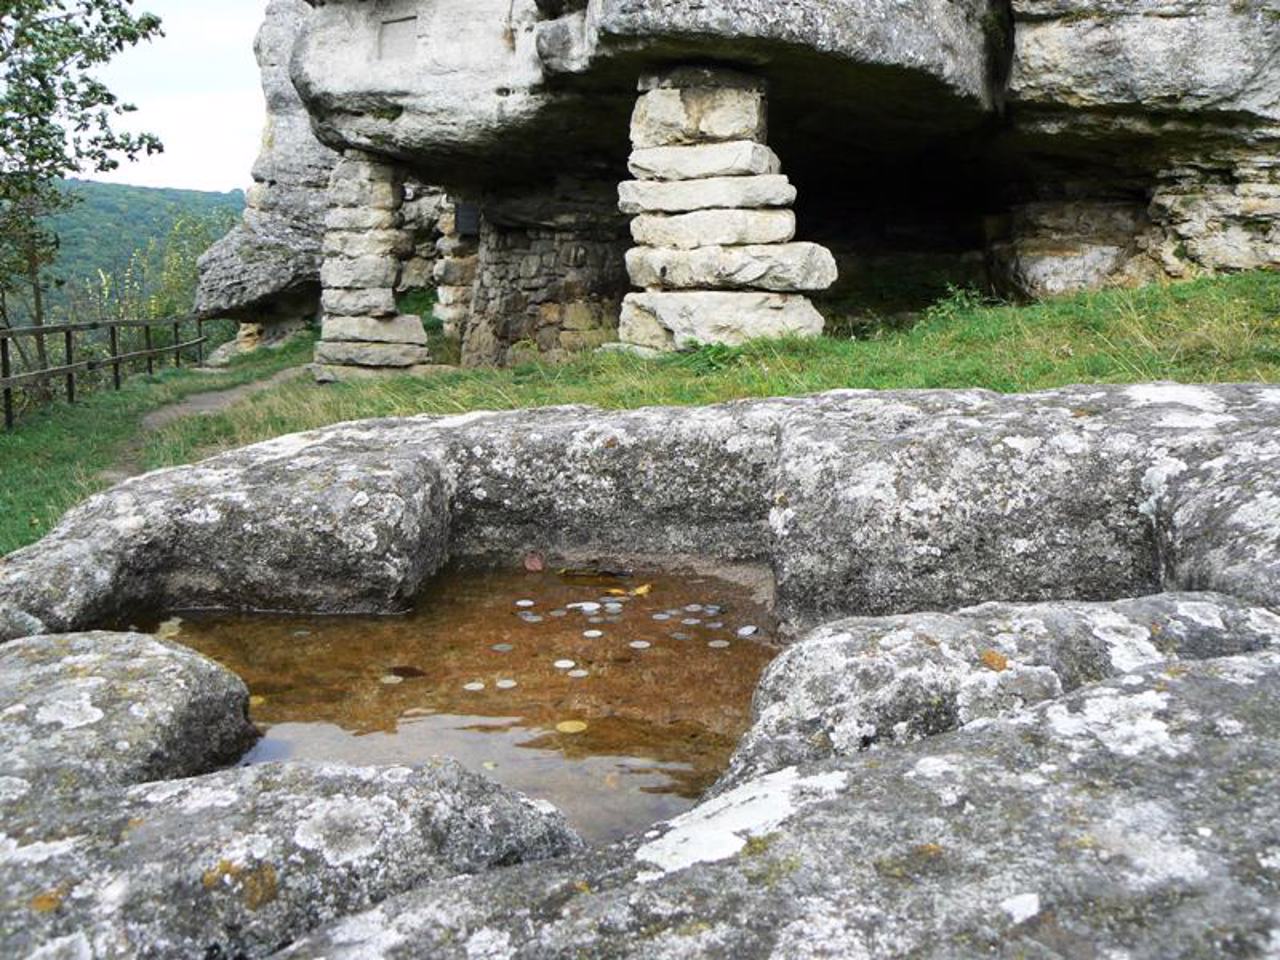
[
  {"xmin": 64, "ymin": 328, "xmax": 75, "ymax": 404},
  {"xmin": 110, "ymin": 323, "xmax": 122, "ymax": 390},
  {"xmin": 173, "ymin": 320, "xmax": 181, "ymax": 368},
  {"xmin": 197, "ymin": 318, "xmax": 204, "ymax": 366},
  {"xmin": 1, "ymin": 337, "xmax": 12, "ymax": 430},
  {"xmin": 145, "ymin": 325, "xmax": 154, "ymax": 376}
]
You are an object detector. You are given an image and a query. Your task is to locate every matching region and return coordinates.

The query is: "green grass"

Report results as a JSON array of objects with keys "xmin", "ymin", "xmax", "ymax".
[
  {"xmin": 0, "ymin": 334, "xmax": 316, "ymax": 555},
  {"xmin": 3, "ymin": 270, "xmax": 1278, "ymax": 557}
]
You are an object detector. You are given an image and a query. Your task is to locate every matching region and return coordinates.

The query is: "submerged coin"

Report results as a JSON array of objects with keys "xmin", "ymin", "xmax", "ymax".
[
  {"xmin": 567, "ymin": 602, "xmax": 602, "ymax": 614},
  {"xmin": 550, "ymin": 609, "xmax": 569, "ymax": 618},
  {"xmin": 588, "ymin": 616, "xmax": 605, "ymax": 624},
  {"xmin": 567, "ymin": 669, "xmax": 590, "ymax": 679},
  {"xmin": 737, "ymin": 625, "xmax": 759, "ymax": 638},
  {"xmin": 629, "ymin": 641, "xmax": 652, "ymax": 650},
  {"xmin": 520, "ymin": 614, "xmax": 545, "ymax": 624},
  {"xmin": 670, "ymin": 632, "xmax": 691, "ymax": 641},
  {"xmin": 583, "ymin": 630, "xmax": 604, "ymax": 639},
  {"xmin": 291, "ymin": 629, "xmax": 312, "ymax": 638},
  {"xmin": 554, "ymin": 659, "xmax": 577, "ymax": 670},
  {"xmin": 682, "ymin": 618, "xmax": 702, "ymax": 626},
  {"xmin": 463, "ymin": 681, "xmax": 486, "ymax": 692},
  {"xmin": 496, "ymin": 679, "xmax": 518, "ymax": 690},
  {"xmin": 707, "ymin": 622, "xmax": 725, "ymax": 630},
  {"xmin": 704, "ymin": 606, "xmax": 723, "ymax": 616},
  {"xmin": 380, "ymin": 675, "xmax": 405, "ymax": 685},
  {"xmin": 685, "ymin": 604, "xmax": 704, "ymax": 613},
  {"xmin": 516, "ymin": 599, "xmax": 536, "ymax": 608},
  {"xmin": 708, "ymin": 640, "xmax": 731, "ymax": 649},
  {"xmin": 556, "ymin": 720, "xmax": 588, "ymax": 735},
  {"xmin": 652, "ymin": 613, "xmax": 671, "ymax": 621},
  {"xmin": 491, "ymin": 643, "xmax": 515, "ymax": 653}
]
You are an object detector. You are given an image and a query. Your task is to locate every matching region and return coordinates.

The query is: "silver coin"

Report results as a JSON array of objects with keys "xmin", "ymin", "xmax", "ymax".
[
  {"xmin": 496, "ymin": 679, "xmax": 518, "ymax": 690},
  {"xmin": 583, "ymin": 630, "xmax": 604, "ymax": 639},
  {"xmin": 684, "ymin": 604, "xmax": 704, "ymax": 612},
  {"xmin": 463, "ymin": 681, "xmax": 486, "ymax": 692},
  {"xmin": 629, "ymin": 641, "xmax": 652, "ymax": 650},
  {"xmin": 704, "ymin": 606, "xmax": 723, "ymax": 616},
  {"xmin": 554, "ymin": 659, "xmax": 576, "ymax": 670},
  {"xmin": 567, "ymin": 602, "xmax": 602, "ymax": 614},
  {"xmin": 380, "ymin": 675, "xmax": 405, "ymax": 685},
  {"xmin": 708, "ymin": 640, "xmax": 731, "ymax": 649},
  {"xmin": 707, "ymin": 622, "xmax": 725, "ymax": 630},
  {"xmin": 588, "ymin": 616, "xmax": 605, "ymax": 624},
  {"xmin": 567, "ymin": 669, "xmax": 590, "ymax": 679},
  {"xmin": 516, "ymin": 599, "xmax": 536, "ymax": 608},
  {"xmin": 604, "ymin": 604, "xmax": 624, "ymax": 614},
  {"xmin": 292, "ymin": 629, "xmax": 312, "ymax": 638},
  {"xmin": 652, "ymin": 613, "xmax": 671, "ymax": 621},
  {"xmin": 737, "ymin": 625, "xmax": 759, "ymax": 638},
  {"xmin": 549, "ymin": 609, "xmax": 569, "ymax": 618},
  {"xmin": 671, "ymin": 632, "xmax": 691, "ymax": 641},
  {"xmin": 520, "ymin": 614, "xmax": 544, "ymax": 624},
  {"xmin": 491, "ymin": 643, "xmax": 514, "ymax": 653},
  {"xmin": 682, "ymin": 618, "xmax": 702, "ymax": 626}
]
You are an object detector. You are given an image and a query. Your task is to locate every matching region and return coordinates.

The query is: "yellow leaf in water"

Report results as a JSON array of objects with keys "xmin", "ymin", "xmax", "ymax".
[
  {"xmin": 249, "ymin": 695, "xmax": 267, "ymax": 708},
  {"xmin": 630, "ymin": 584, "xmax": 652, "ymax": 597},
  {"xmin": 556, "ymin": 720, "xmax": 588, "ymax": 734},
  {"xmin": 605, "ymin": 588, "xmax": 628, "ymax": 596}
]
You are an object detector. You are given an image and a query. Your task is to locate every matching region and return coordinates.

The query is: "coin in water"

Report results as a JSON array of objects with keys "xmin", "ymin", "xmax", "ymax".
[
  {"xmin": 588, "ymin": 616, "xmax": 605, "ymax": 624},
  {"xmin": 550, "ymin": 609, "xmax": 569, "ymax": 618},
  {"xmin": 554, "ymin": 659, "xmax": 576, "ymax": 670},
  {"xmin": 568, "ymin": 602, "xmax": 602, "ymax": 613},
  {"xmin": 708, "ymin": 640, "xmax": 731, "ymax": 649},
  {"xmin": 629, "ymin": 641, "xmax": 652, "ymax": 650},
  {"xmin": 521, "ymin": 614, "xmax": 544, "ymax": 624},
  {"xmin": 567, "ymin": 669, "xmax": 590, "ymax": 679},
  {"xmin": 704, "ymin": 606, "xmax": 723, "ymax": 616},
  {"xmin": 737, "ymin": 625, "xmax": 759, "ymax": 638},
  {"xmin": 671, "ymin": 632, "xmax": 691, "ymax": 641},
  {"xmin": 583, "ymin": 629, "xmax": 604, "ymax": 639},
  {"xmin": 380, "ymin": 675, "xmax": 405, "ymax": 685},
  {"xmin": 685, "ymin": 604, "xmax": 704, "ymax": 612},
  {"xmin": 492, "ymin": 643, "xmax": 514, "ymax": 653},
  {"xmin": 707, "ymin": 622, "xmax": 724, "ymax": 630},
  {"xmin": 463, "ymin": 681, "xmax": 486, "ymax": 692},
  {"xmin": 556, "ymin": 720, "xmax": 588, "ymax": 734},
  {"xmin": 496, "ymin": 679, "xmax": 518, "ymax": 690},
  {"xmin": 682, "ymin": 618, "xmax": 701, "ymax": 626},
  {"xmin": 652, "ymin": 613, "xmax": 671, "ymax": 621},
  {"xmin": 516, "ymin": 599, "xmax": 536, "ymax": 608}
]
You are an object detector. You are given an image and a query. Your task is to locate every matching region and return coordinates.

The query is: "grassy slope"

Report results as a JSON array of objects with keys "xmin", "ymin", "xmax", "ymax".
[
  {"xmin": 0, "ymin": 336, "xmax": 315, "ymax": 555},
  {"xmin": 2, "ymin": 270, "xmax": 1276, "ymax": 556},
  {"xmin": 141, "ymin": 271, "xmax": 1279, "ymax": 471}
]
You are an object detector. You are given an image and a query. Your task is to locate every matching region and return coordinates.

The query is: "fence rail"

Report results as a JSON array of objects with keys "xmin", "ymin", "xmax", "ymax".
[{"xmin": 0, "ymin": 316, "xmax": 206, "ymax": 430}]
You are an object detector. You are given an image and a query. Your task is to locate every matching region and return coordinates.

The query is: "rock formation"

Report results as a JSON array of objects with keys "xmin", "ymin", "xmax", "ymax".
[
  {"xmin": 197, "ymin": 1, "xmax": 1277, "ymax": 372},
  {"xmin": 3, "ymin": 384, "xmax": 1279, "ymax": 955}
]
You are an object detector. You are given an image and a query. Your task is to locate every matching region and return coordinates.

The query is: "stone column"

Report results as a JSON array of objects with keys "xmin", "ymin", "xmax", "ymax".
[
  {"xmin": 314, "ymin": 151, "xmax": 431, "ymax": 382},
  {"xmin": 617, "ymin": 68, "xmax": 837, "ymax": 352},
  {"xmin": 431, "ymin": 198, "xmax": 479, "ymax": 341}
]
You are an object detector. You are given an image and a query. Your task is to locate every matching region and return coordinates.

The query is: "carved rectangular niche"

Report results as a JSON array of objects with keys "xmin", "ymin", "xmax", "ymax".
[{"xmin": 379, "ymin": 16, "xmax": 419, "ymax": 60}]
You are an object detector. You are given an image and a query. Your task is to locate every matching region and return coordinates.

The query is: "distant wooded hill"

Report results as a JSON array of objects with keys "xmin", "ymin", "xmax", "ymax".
[{"xmin": 46, "ymin": 179, "xmax": 245, "ymax": 300}]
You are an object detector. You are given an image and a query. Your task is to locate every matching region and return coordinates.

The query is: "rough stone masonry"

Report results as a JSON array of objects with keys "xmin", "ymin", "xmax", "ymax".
[{"xmin": 618, "ymin": 68, "xmax": 837, "ymax": 352}]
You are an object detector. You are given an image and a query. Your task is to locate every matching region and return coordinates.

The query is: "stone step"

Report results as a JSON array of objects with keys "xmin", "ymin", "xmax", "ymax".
[
  {"xmin": 626, "ymin": 242, "xmax": 838, "ymax": 292},
  {"xmin": 619, "ymin": 291, "xmax": 825, "ymax": 350},
  {"xmin": 320, "ymin": 314, "xmax": 428, "ymax": 345},
  {"xmin": 631, "ymin": 209, "xmax": 795, "ymax": 249},
  {"xmin": 631, "ymin": 84, "xmax": 767, "ymax": 150},
  {"xmin": 314, "ymin": 340, "xmax": 431, "ymax": 368},
  {"xmin": 629, "ymin": 141, "xmax": 782, "ymax": 182},
  {"xmin": 618, "ymin": 175, "xmax": 796, "ymax": 215}
]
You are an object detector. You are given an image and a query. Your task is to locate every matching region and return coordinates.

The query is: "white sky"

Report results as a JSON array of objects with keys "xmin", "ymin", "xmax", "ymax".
[{"xmin": 88, "ymin": 1, "xmax": 269, "ymax": 193}]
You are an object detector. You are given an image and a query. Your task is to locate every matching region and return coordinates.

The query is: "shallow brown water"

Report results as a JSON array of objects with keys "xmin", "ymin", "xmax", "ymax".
[{"xmin": 156, "ymin": 567, "xmax": 778, "ymax": 843}]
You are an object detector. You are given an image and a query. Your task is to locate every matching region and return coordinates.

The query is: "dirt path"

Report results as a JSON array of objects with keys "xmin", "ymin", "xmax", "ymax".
[{"xmin": 99, "ymin": 366, "xmax": 308, "ymax": 484}]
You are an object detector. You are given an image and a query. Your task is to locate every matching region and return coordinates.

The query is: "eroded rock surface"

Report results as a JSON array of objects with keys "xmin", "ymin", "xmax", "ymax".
[
  {"xmin": 0, "ymin": 760, "xmax": 578, "ymax": 959},
  {"xmin": 0, "ymin": 632, "xmax": 257, "ymax": 806},
  {"xmin": 275, "ymin": 651, "xmax": 1280, "ymax": 959},
  {"xmin": 2, "ymin": 385, "xmax": 1278, "ymax": 634},
  {"xmin": 723, "ymin": 592, "xmax": 1280, "ymax": 789}
]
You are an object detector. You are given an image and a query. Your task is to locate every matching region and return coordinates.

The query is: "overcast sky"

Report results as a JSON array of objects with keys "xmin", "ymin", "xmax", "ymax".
[{"xmin": 88, "ymin": 1, "xmax": 269, "ymax": 194}]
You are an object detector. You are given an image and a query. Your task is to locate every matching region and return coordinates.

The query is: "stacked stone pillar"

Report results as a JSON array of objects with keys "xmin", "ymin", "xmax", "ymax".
[
  {"xmin": 618, "ymin": 69, "xmax": 836, "ymax": 351},
  {"xmin": 431, "ymin": 198, "xmax": 478, "ymax": 340},
  {"xmin": 314, "ymin": 151, "xmax": 431, "ymax": 381}
]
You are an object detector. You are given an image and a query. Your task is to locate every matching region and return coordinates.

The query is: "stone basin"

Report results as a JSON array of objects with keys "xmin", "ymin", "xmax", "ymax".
[{"xmin": 2, "ymin": 384, "xmax": 1279, "ymax": 957}]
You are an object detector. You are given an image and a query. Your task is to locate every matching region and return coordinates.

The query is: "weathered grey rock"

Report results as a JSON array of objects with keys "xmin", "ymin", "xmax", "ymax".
[
  {"xmin": 630, "ymin": 83, "xmax": 767, "ymax": 150},
  {"xmin": 194, "ymin": 0, "xmax": 339, "ymax": 326},
  {"xmin": 321, "ymin": 287, "xmax": 397, "ymax": 318},
  {"xmin": 323, "ymin": 207, "xmax": 399, "ymax": 231},
  {"xmin": 1, "ymin": 760, "xmax": 578, "ymax": 959},
  {"xmin": 618, "ymin": 175, "xmax": 795, "ymax": 215},
  {"xmin": 3, "ymin": 385, "xmax": 1279, "ymax": 634},
  {"xmin": 628, "ymin": 141, "xmax": 782, "ymax": 181},
  {"xmin": 626, "ymin": 243, "xmax": 838, "ymax": 292},
  {"xmin": 0, "ymin": 603, "xmax": 43, "ymax": 642},
  {"xmin": 723, "ymin": 593, "xmax": 1280, "ymax": 790},
  {"xmin": 0, "ymin": 632, "xmax": 256, "ymax": 808},
  {"xmin": 276, "ymin": 651, "xmax": 1280, "ymax": 959},
  {"xmin": 314, "ymin": 341, "xmax": 431, "ymax": 367},
  {"xmin": 319, "ymin": 255, "xmax": 400, "ymax": 290},
  {"xmin": 630, "ymin": 209, "xmax": 796, "ymax": 249},
  {"xmin": 320, "ymin": 315, "xmax": 428, "ymax": 345},
  {"xmin": 322, "ymin": 229, "xmax": 414, "ymax": 260},
  {"xmin": 431, "ymin": 255, "xmax": 478, "ymax": 286},
  {"xmin": 619, "ymin": 291, "xmax": 825, "ymax": 349}
]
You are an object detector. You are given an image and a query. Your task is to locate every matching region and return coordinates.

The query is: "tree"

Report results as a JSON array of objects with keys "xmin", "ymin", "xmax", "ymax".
[{"xmin": 0, "ymin": 0, "xmax": 163, "ymax": 377}]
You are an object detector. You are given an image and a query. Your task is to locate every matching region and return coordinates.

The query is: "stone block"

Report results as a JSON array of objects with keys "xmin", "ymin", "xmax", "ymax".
[
  {"xmin": 436, "ymin": 285, "xmax": 471, "ymax": 307},
  {"xmin": 560, "ymin": 328, "xmax": 617, "ymax": 351},
  {"xmin": 432, "ymin": 255, "xmax": 478, "ymax": 286},
  {"xmin": 322, "ymin": 229, "xmax": 414, "ymax": 259},
  {"xmin": 320, "ymin": 255, "xmax": 401, "ymax": 290},
  {"xmin": 626, "ymin": 242, "xmax": 838, "ymax": 292},
  {"xmin": 619, "ymin": 291, "xmax": 825, "ymax": 350},
  {"xmin": 331, "ymin": 156, "xmax": 398, "ymax": 183},
  {"xmin": 320, "ymin": 314, "xmax": 428, "ymax": 345},
  {"xmin": 314, "ymin": 340, "xmax": 432, "ymax": 368},
  {"xmin": 328, "ymin": 177, "xmax": 403, "ymax": 211},
  {"xmin": 397, "ymin": 256, "xmax": 435, "ymax": 292},
  {"xmin": 324, "ymin": 207, "xmax": 399, "ymax": 231},
  {"xmin": 321, "ymin": 287, "xmax": 398, "ymax": 317},
  {"xmin": 436, "ymin": 235, "xmax": 478, "ymax": 258},
  {"xmin": 630, "ymin": 86, "xmax": 767, "ymax": 149},
  {"xmin": 561, "ymin": 300, "xmax": 613, "ymax": 331},
  {"xmin": 630, "ymin": 209, "xmax": 795, "ymax": 249},
  {"xmin": 628, "ymin": 141, "xmax": 782, "ymax": 181},
  {"xmin": 618, "ymin": 175, "xmax": 796, "ymax": 215}
]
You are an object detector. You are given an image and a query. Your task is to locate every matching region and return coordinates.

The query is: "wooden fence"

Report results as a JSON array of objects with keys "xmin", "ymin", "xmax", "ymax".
[{"xmin": 0, "ymin": 316, "xmax": 206, "ymax": 430}]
